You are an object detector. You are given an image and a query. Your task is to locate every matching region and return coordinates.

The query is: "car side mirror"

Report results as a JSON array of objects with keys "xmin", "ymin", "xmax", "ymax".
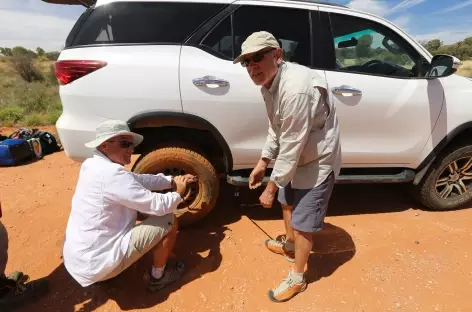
[{"xmin": 425, "ymin": 54, "xmax": 461, "ymax": 79}]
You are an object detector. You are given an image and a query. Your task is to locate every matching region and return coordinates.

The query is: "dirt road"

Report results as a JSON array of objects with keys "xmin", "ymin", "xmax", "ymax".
[{"xmin": 0, "ymin": 133, "xmax": 471, "ymax": 311}]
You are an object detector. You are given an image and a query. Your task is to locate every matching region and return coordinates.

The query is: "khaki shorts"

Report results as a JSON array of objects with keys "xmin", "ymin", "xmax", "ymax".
[{"xmin": 101, "ymin": 213, "xmax": 175, "ymax": 282}]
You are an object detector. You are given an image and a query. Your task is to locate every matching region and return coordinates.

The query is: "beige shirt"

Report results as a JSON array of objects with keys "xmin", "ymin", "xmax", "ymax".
[{"xmin": 261, "ymin": 61, "xmax": 342, "ymax": 189}]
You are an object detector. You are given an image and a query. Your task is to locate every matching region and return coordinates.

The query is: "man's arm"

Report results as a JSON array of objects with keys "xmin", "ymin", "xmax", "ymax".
[
  {"xmin": 105, "ymin": 168, "xmax": 182, "ymax": 216},
  {"xmin": 261, "ymin": 123, "xmax": 280, "ymax": 161},
  {"xmin": 269, "ymin": 90, "xmax": 321, "ymax": 188},
  {"xmin": 130, "ymin": 172, "xmax": 173, "ymax": 191}
]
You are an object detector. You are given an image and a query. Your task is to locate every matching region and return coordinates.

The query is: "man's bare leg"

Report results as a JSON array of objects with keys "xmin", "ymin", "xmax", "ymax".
[
  {"xmin": 147, "ymin": 220, "xmax": 186, "ymax": 290},
  {"xmin": 281, "ymin": 204, "xmax": 294, "ymax": 243},
  {"xmin": 293, "ymin": 229, "xmax": 313, "ymax": 274},
  {"xmin": 151, "ymin": 221, "xmax": 178, "ymax": 269},
  {"xmin": 267, "ymin": 227, "xmax": 310, "ymax": 302}
]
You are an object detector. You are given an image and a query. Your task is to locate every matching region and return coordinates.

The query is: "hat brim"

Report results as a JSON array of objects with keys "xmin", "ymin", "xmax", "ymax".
[
  {"xmin": 84, "ymin": 130, "xmax": 144, "ymax": 148},
  {"xmin": 233, "ymin": 45, "xmax": 273, "ymax": 64}
]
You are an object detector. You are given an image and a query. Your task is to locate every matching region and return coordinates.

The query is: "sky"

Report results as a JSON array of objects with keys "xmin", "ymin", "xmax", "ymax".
[{"xmin": 0, "ymin": 0, "xmax": 471, "ymax": 52}]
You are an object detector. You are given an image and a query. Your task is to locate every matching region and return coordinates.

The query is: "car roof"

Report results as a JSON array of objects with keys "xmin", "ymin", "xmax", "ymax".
[{"xmin": 95, "ymin": 0, "xmax": 348, "ymax": 9}]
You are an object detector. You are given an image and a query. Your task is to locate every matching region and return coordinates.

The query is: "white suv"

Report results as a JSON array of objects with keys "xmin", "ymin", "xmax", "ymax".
[{"xmin": 46, "ymin": 0, "xmax": 472, "ymax": 226}]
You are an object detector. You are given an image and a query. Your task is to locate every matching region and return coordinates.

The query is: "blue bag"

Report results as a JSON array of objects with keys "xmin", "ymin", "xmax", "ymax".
[{"xmin": 0, "ymin": 139, "xmax": 34, "ymax": 166}]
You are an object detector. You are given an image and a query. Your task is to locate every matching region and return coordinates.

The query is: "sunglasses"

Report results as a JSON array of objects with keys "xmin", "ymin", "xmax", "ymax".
[
  {"xmin": 241, "ymin": 49, "xmax": 275, "ymax": 67},
  {"xmin": 109, "ymin": 140, "xmax": 134, "ymax": 149}
]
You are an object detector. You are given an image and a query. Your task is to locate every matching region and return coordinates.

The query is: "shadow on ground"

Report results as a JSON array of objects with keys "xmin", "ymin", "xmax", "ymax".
[
  {"xmin": 236, "ymin": 182, "xmax": 421, "ymax": 218},
  {"xmin": 19, "ymin": 180, "xmax": 416, "ymax": 311}
]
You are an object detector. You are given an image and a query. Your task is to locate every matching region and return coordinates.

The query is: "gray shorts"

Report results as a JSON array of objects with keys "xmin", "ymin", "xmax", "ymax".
[
  {"xmin": 100, "ymin": 213, "xmax": 175, "ymax": 282},
  {"xmin": 278, "ymin": 172, "xmax": 335, "ymax": 233}
]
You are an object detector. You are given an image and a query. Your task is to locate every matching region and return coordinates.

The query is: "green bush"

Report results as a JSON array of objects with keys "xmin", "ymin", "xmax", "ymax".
[
  {"xmin": 9, "ymin": 55, "xmax": 44, "ymax": 83},
  {"xmin": 0, "ymin": 106, "xmax": 24, "ymax": 123},
  {"xmin": 46, "ymin": 109, "xmax": 62, "ymax": 125},
  {"xmin": 23, "ymin": 114, "xmax": 46, "ymax": 126}
]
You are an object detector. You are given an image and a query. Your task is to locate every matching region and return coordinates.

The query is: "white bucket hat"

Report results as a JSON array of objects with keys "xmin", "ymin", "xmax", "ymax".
[{"xmin": 84, "ymin": 120, "xmax": 143, "ymax": 148}]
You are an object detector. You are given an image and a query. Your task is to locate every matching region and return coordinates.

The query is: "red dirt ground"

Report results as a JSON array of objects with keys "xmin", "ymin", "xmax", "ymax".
[{"xmin": 1, "ymin": 126, "xmax": 471, "ymax": 312}]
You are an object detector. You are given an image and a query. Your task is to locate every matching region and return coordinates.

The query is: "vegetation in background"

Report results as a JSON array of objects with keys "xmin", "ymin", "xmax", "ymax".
[
  {"xmin": 0, "ymin": 46, "xmax": 60, "ymax": 127},
  {"xmin": 1, "ymin": 37, "xmax": 471, "ymax": 127}
]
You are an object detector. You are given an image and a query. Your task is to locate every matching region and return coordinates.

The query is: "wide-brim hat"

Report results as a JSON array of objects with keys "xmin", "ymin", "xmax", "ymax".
[
  {"xmin": 233, "ymin": 31, "xmax": 280, "ymax": 64},
  {"xmin": 84, "ymin": 120, "xmax": 143, "ymax": 148}
]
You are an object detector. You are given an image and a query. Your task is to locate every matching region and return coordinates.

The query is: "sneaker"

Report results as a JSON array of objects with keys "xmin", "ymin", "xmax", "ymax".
[
  {"xmin": 267, "ymin": 272, "xmax": 307, "ymax": 303},
  {"xmin": 7, "ymin": 271, "xmax": 29, "ymax": 284},
  {"xmin": 265, "ymin": 236, "xmax": 295, "ymax": 262},
  {"xmin": 147, "ymin": 260, "xmax": 185, "ymax": 292},
  {"xmin": 0, "ymin": 277, "xmax": 49, "ymax": 311}
]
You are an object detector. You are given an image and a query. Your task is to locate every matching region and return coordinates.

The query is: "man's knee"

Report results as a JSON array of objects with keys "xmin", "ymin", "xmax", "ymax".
[
  {"xmin": 166, "ymin": 216, "xmax": 178, "ymax": 238},
  {"xmin": 281, "ymin": 204, "xmax": 293, "ymax": 211}
]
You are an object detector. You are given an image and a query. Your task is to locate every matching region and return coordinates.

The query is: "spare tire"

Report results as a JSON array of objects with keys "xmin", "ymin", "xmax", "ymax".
[{"xmin": 132, "ymin": 147, "xmax": 219, "ymax": 227}]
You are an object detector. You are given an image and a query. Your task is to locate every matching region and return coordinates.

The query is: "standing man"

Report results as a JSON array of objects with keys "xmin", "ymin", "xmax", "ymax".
[
  {"xmin": 63, "ymin": 120, "xmax": 196, "ymax": 291},
  {"xmin": 234, "ymin": 31, "xmax": 342, "ymax": 302}
]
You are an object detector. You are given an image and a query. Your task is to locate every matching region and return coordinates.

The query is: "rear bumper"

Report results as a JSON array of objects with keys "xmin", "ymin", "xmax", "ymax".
[{"xmin": 55, "ymin": 113, "xmax": 103, "ymax": 162}]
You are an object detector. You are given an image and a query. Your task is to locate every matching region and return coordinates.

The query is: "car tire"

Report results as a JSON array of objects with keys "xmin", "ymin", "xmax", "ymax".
[
  {"xmin": 414, "ymin": 143, "xmax": 472, "ymax": 211},
  {"xmin": 132, "ymin": 146, "xmax": 219, "ymax": 227}
]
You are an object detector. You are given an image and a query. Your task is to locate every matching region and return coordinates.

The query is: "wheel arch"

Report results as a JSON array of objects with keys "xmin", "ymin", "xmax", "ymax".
[
  {"xmin": 127, "ymin": 111, "xmax": 233, "ymax": 173},
  {"xmin": 414, "ymin": 122, "xmax": 472, "ymax": 185}
]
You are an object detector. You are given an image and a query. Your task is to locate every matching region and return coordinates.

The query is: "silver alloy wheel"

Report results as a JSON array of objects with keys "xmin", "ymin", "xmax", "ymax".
[{"xmin": 435, "ymin": 157, "xmax": 472, "ymax": 199}]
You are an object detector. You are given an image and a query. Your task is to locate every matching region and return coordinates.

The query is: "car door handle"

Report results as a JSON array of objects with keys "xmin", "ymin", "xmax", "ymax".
[
  {"xmin": 331, "ymin": 86, "xmax": 362, "ymax": 96},
  {"xmin": 192, "ymin": 76, "xmax": 229, "ymax": 87}
]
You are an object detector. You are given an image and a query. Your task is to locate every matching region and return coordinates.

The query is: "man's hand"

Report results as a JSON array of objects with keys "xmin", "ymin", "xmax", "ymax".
[
  {"xmin": 249, "ymin": 158, "xmax": 270, "ymax": 189},
  {"xmin": 173, "ymin": 174, "xmax": 198, "ymax": 198},
  {"xmin": 259, "ymin": 180, "xmax": 278, "ymax": 208}
]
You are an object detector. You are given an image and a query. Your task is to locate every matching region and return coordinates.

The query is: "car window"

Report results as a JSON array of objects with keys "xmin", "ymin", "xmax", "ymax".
[
  {"xmin": 201, "ymin": 15, "xmax": 233, "ymax": 59},
  {"xmin": 201, "ymin": 5, "xmax": 311, "ymax": 66},
  {"xmin": 329, "ymin": 13, "xmax": 421, "ymax": 78},
  {"xmin": 70, "ymin": 2, "xmax": 225, "ymax": 46}
]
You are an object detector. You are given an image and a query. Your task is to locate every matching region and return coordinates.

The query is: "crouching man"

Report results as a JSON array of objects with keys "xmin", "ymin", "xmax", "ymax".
[{"xmin": 63, "ymin": 120, "xmax": 196, "ymax": 291}]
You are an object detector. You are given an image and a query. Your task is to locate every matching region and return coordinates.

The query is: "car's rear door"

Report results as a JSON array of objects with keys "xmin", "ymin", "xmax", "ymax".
[{"xmin": 179, "ymin": 1, "xmax": 322, "ymax": 169}]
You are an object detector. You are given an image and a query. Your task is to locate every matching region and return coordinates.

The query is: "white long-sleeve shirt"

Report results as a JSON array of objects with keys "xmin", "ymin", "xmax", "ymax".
[{"xmin": 62, "ymin": 150, "xmax": 182, "ymax": 287}]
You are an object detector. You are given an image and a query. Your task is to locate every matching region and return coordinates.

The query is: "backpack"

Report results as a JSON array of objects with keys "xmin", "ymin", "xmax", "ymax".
[
  {"xmin": 8, "ymin": 128, "xmax": 61, "ymax": 156},
  {"xmin": 0, "ymin": 139, "xmax": 34, "ymax": 166},
  {"xmin": 8, "ymin": 128, "xmax": 34, "ymax": 140},
  {"xmin": 32, "ymin": 131, "xmax": 60, "ymax": 155},
  {"xmin": 27, "ymin": 137, "xmax": 43, "ymax": 159}
]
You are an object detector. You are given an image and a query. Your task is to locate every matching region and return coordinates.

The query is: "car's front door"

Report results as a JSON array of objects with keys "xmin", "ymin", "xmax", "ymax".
[
  {"xmin": 319, "ymin": 9, "xmax": 443, "ymax": 166},
  {"xmin": 179, "ymin": 2, "xmax": 320, "ymax": 170}
]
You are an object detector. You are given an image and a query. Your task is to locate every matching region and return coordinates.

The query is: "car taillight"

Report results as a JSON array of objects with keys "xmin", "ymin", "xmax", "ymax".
[{"xmin": 54, "ymin": 60, "xmax": 107, "ymax": 85}]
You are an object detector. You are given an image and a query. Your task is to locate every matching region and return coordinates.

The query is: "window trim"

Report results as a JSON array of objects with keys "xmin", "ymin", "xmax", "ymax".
[
  {"xmin": 192, "ymin": 3, "xmax": 315, "ymax": 68},
  {"xmin": 323, "ymin": 11, "xmax": 430, "ymax": 80}
]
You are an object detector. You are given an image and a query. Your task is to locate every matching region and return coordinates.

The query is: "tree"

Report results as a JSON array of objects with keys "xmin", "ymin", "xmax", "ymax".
[
  {"xmin": 11, "ymin": 46, "xmax": 29, "ymax": 57},
  {"xmin": 355, "ymin": 35, "xmax": 373, "ymax": 58},
  {"xmin": 423, "ymin": 39, "xmax": 442, "ymax": 54},
  {"xmin": 45, "ymin": 51, "xmax": 60, "ymax": 61},
  {"xmin": 36, "ymin": 47, "xmax": 45, "ymax": 57},
  {"xmin": 9, "ymin": 56, "xmax": 44, "ymax": 83},
  {"xmin": 463, "ymin": 37, "xmax": 472, "ymax": 46},
  {"xmin": 0, "ymin": 47, "xmax": 12, "ymax": 56}
]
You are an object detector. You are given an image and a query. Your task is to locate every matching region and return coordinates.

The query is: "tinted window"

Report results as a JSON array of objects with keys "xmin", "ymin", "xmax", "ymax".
[
  {"xmin": 201, "ymin": 15, "xmax": 233, "ymax": 59},
  {"xmin": 201, "ymin": 5, "xmax": 311, "ymax": 66},
  {"xmin": 70, "ymin": 2, "xmax": 225, "ymax": 46},
  {"xmin": 329, "ymin": 13, "xmax": 422, "ymax": 78}
]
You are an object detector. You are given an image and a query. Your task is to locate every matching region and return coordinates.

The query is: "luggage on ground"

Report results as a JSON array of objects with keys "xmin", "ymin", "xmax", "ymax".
[{"xmin": 0, "ymin": 139, "xmax": 34, "ymax": 166}]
